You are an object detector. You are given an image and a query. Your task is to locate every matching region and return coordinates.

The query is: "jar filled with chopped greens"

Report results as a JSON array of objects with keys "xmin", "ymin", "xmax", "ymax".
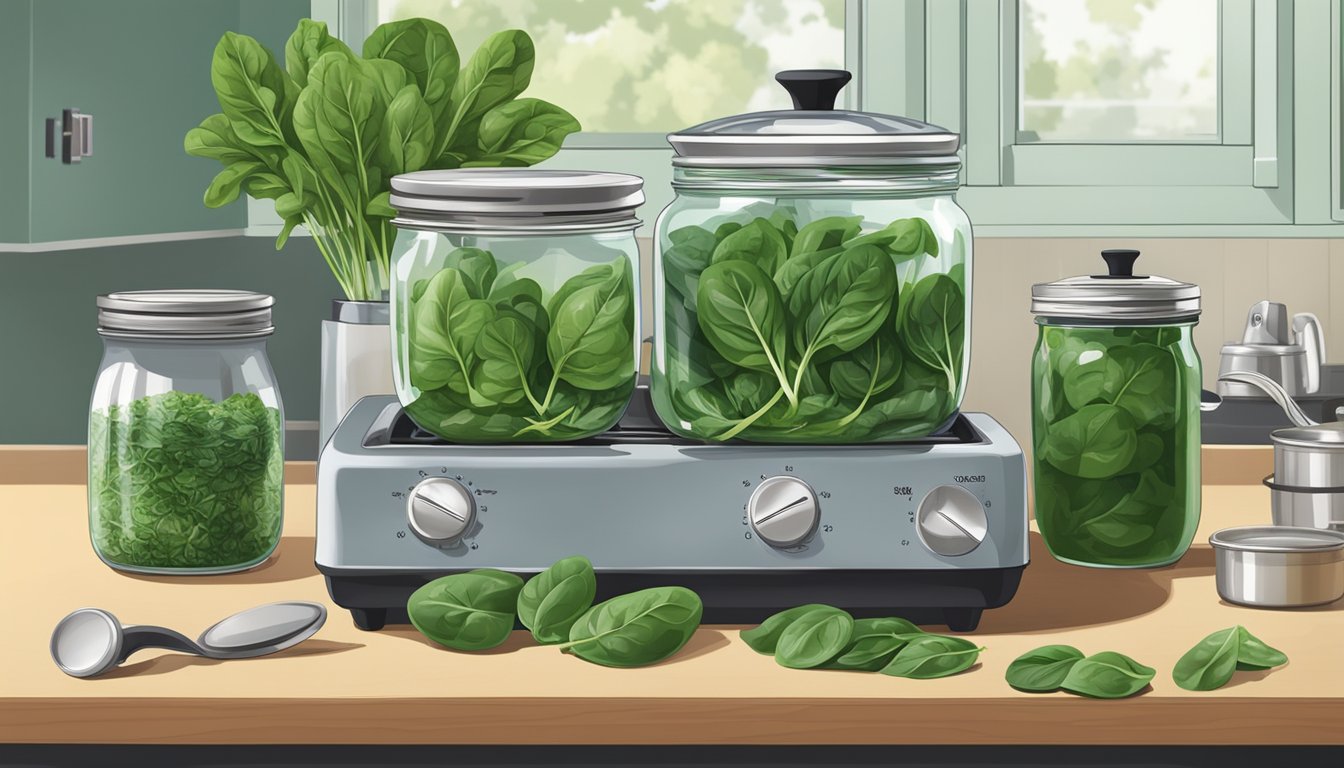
[
  {"xmin": 89, "ymin": 290, "xmax": 284, "ymax": 574},
  {"xmin": 388, "ymin": 169, "xmax": 643, "ymax": 443},
  {"xmin": 1031, "ymin": 250, "xmax": 1201, "ymax": 568},
  {"xmin": 651, "ymin": 69, "xmax": 971, "ymax": 443}
]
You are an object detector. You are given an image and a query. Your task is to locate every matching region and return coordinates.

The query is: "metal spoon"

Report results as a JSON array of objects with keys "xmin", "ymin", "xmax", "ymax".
[{"xmin": 50, "ymin": 601, "xmax": 327, "ymax": 678}]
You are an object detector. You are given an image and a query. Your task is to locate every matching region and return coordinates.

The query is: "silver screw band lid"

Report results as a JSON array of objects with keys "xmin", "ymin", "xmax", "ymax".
[
  {"xmin": 390, "ymin": 169, "xmax": 645, "ymax": 232},
  {"xmin": 97, "ymin": 290, "xmax": 274, "ymax": 339},
  {"xmin": 1031, "ymin": 249, "xmax": 1200, "ymax": 322}
]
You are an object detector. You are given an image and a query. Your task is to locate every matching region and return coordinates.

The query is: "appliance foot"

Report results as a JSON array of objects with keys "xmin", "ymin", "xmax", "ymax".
[
  {"xmin": 351, "ymin": 608, "xmax": 387, "ymax": 631},
  {"xmin": 942, "ymin": 608, "xmax": 983, "ymax": 632}
]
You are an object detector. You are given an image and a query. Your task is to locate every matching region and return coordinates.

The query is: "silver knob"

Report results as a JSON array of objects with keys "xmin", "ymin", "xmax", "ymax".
[
  {"xmin": 748, "ymin": 476, "xmax": 820, "ymax": 548},
  {"xmin": 406, "ymin": 477, "xmax": 476, "ymax": 543},
  {"xmin": 916, "ymin": 485, "xmax": 988, "ymax": 556}
]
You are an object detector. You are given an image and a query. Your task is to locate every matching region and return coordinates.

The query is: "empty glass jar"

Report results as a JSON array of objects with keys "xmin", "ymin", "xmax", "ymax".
[
  {"xmin": 1031, "ymin": 250, "xmax": 1202, "ymax": 568},
  {"xmin": 88, "ymin": 290, "xmax": 284, "ymax": 574},
  {"xmin": 389, "ymin": 169, "xmax": 644, "ymax": 443}
]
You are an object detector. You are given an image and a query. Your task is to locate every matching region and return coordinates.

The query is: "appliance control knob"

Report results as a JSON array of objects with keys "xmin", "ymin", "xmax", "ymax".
[
  {"xmin": 748, "ymin": 476, "xmax": 820, "ymax": 548},
  {"xmin": 916, "ymin": 485, "xmax": 988, "ymax": 557},
  {"xmin": 406, "ymin": 477, "xmax": 476, "ymax": 543}
]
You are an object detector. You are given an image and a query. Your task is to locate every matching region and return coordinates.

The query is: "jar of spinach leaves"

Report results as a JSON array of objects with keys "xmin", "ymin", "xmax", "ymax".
[
  {"xmin": 1030, "ymin": 250, "xmax": 1201, "ymax": 568},
  {"xmin": 388, "ymin": 169, "xmax": 643, "ymax": 443},
  {"xmin": 650, "ymin": 70, "xmax": 971, "ymax": 443},
  {"xmin": 88, "ymin": 291, "xmax": 284, "ymax": 574}
]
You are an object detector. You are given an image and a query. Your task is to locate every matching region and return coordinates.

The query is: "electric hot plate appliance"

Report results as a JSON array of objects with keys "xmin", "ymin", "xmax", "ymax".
[{"xmin": 316, "ymin": 386, "xmax": 1028, "ymax": 632}]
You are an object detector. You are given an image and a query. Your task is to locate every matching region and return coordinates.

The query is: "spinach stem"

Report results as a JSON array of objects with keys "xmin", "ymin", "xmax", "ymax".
[{"xmin": 715, "ymin": 388, "xmax": 785, "ymax": 441}]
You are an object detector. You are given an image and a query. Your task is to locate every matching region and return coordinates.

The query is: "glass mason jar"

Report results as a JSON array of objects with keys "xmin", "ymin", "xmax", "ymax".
[
  {"xmin": 1030, "ymin": 250, "xmax": 1202, "ymax": 568},
  {"xmin": 650, "ymin": 70, "xmax": 972, "ymax": 443},
  {"xmin": 88, "ymin": 291, "xmax": 284, "ymax": 574},
  {"xmin": 389, "ymin": 169, "xmax": 644, "ymax": 443}
]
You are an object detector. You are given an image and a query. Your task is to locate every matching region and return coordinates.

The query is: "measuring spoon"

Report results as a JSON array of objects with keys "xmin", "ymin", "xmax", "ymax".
[{"xmin": 50, "ymin": 601, "xmax": 327, "ymax": 678}]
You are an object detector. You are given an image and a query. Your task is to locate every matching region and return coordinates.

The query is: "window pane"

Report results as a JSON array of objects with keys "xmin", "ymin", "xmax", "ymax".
[
  {"xmin": 1019, "ymin": 0, "xmax": 1218, "ymax": 142},
  {"xmin": 377, "ymin": 0, "xmax": 846, "ymax": 133}
]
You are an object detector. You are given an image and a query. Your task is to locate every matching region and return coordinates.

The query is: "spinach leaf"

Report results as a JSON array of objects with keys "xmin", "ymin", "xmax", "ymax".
[
  {"xmin": 293, "ymin": 52, "xmax": 384, "ymax": 204},
  {"xmin": 443, "ymin": 247, "xmax": 499, "ymax": 299},
  {"xmin": 1172, "ymin": 627, "xmax": 1240, "ymax": 691},
  {"xmin": 788, "ymin": 245, "xmax": 897, "ymax": 377},
  {"xmin": 1234, "ymin": 626, "xmax": 1288, "ymax": 670},
  {"xmin": 1042, "ymin": 404, "xmax": 1138, "ymax": 479},
  {"xmin": 824, "ymin": 618, "xmax": 923, "ymax": 671},
  {"xmin": 896, "ymin": 274, "xmax": 965, "ymax": 393},
  {"xmin": 473, "ymin": 308, "xmax": 541, "ymax": 407},
  {"xmin": 772, "ymin": 245, "xmax": 843, "ymax": 296},
  {"xmin": 377, "ymin": 84, "xmax": 435, "ymax": 176},
  {"xmin": 285, "ymin": 19, "xmax": 354, "ymax": 88},
  {"xmin": 1109, "ymin": 344, "xmax": 1177, "ymax": 428},
  {"xmin": 881, "ymin": 635, "xmax": 983, "ymax": 679},
  {"xmin": 711, "ymin": 218, "xmax": 788, "ymax": 276},
  {"xmin": 696, "ymin": 261, "xmax": 792, "ymax": 394},
  {"xmin": 789, "ymin": 215, "xmax": 863, "ymax": 257},
  {"xmin": 1060, "ymin": 651, "xmax": 1155, "ymax": 698},
  {"xmin": 740, "ymin": 604, "xmax": 834, "ymax": 655},
  {"xmin": 1005, "ymin": 645, "xmax": 1085, "ymax": 692},
  {"xmin": 407, "ymin": 569, "xmax": 524, "ymax": 651},
  {"xmin": 1062, "ymin": 352, "xmax": 1123, "ymax": 410},
  {"xmin": 362, "ymin": 17, "xmax": 458, "ymax": 130},
  {"xmin": 466, "ymin": 98, "xmax": 581, "ymax": 166},
  {"xmin": 845, "ymin": 217, "xmax": 937, "ymax": 258},
  {"xmin": 828, "ymin": 326, "xmax": 903, "ymax": 403},
  {"xmin": 212, "ymin": 32, "xmax": 293, "ymax": 149},
  {"xmin": 518, "ymin": 556, "xmax": 597, "ymax": 645},
  {"xmin": 409, "ymin": 268, "xmax": 494, "ymax": 395},
  {"xmin": 488, "ymin": 275, "xmax": 544, "ymax": 309},
  {"xmin": 774, "ymin": 606, "xmax": 855, "ymax": 669},
  {"xmin": 442, "ymin": 30, "xmax": 535, "ymax": 162},
  {"xmin": 546, "ymin": 257, "xmax": 634, "ymax": 391},
  {"xmin": 664, "ymin": 299, "xmax": 735, "ymax": 390},
  {"xmin": 557, "ymin": 586, "xmax": 703, "ymax": 667},
  {"xmin": 1079, "ymin": 490, "xmax": 1158, "ymax": 548},
  {"xmin": 663, "ymin": 226, "xmax": 717, "ymax": 305}
]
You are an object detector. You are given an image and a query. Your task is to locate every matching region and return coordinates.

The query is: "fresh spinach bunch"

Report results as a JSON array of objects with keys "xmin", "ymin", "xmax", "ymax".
[
  {"xmin": 404, "ymin": 249, "xmax": 635, "ymax": 442},
  {"xmin": 408, "ymin": 556, "xmax": 705, "ymax": 667},
  {"xmin": 742, "ymin": 605, "xmax": 983, "ymax": 679},
  {"xmin": 655, "ymin": 210, "xmax": 964, "ymax": 443},
  {"xmin": 89, "ymin": 391, "xmax": 283, "ymax": 570},
  {"xmin": 1005, "ymin": 645, "xmax": 1154, "ymax": 698},
  {"xmin": 186, "ymin": 19, "xmax": 580, "ymax": 301},
  {"xmin": 1172, "ymin": 626, "xmax": 1287, "ymax": 691},
  {"xmin": 1032, "ymin": 326, "xmax": 1197, "ymax": 565}
]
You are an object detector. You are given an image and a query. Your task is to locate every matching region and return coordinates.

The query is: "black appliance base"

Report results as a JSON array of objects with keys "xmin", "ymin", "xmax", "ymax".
[{"xmin": 319, "ymin": 565, "xmax": 1027, "ymax": 633}]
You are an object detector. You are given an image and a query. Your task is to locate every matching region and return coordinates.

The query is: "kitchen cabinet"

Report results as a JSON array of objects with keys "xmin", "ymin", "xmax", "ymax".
[{"xmin": 0, "ymin": 0, "xmax": 307, "ymax": 249}]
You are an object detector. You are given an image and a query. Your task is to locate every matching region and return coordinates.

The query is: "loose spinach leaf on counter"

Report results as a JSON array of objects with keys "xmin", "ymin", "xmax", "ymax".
[
  {"xmin": 517, "ymin": 555, "xmax": 597, "ymax": 645},
  {"xmin": 407, "ymin": 569, "xmax": 525, "ymax": 651},
  {"xmin": 740, "ymin": 604, "xmax": 834, "ymax": 655},
  {"xmin": 1060, "ymin": 651, "xmax": 1155, "ymax": 699},
  {"xmin": 557, "ymin": 586, "xmax": 704, "ymax": 668},
  {"xmin": 1004, "ymin": 645, "xmax": 1085, "ymax": 692},
  {"xmin": 774, "ymin": 606, "xmax": 855, "ymax": 669},
  {"xmin": 1172, "ymin": 626, "xmax": 1288, "ymax": 691},
  {"xmin": 823, "ymin": 618, "xmax": 924, "ymax": 672},
  {"xmin": 881, "ymin": 635, "xmax": 983, "ymax": 679}
]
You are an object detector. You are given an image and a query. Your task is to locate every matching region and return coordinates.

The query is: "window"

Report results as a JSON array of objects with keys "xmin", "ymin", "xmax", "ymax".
[
  {"xmin": 377, "ymin": 0, "xmax": 846, "ymax": 134},
  {"xmin": 936, "ymin": 0, "xmax": 1294, "ymax": 230}
]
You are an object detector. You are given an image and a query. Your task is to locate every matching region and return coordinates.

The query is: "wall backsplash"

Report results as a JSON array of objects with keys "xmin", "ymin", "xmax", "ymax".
[{"xmin": 4, "ymin": 235, "xmax": 1340, "ymax": 448}]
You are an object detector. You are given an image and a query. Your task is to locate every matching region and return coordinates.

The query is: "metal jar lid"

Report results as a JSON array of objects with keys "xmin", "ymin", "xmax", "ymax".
[
  {"xmin": 97, "ymin": 290, "xmax": 274, "ymax": 339},
  {"xmin": 389, "ymin": 169, "xmax": 644, "ymax": 234},
  {"xmin": 667, "ymin": 69, "xmax": 961, "ymax": 169},
  {"xmin": 1031, "ymin": 249, "xmax": 1200, "ymax": 323},
  {"xmin": 1209, "ymin": 525, "xmax": 1344, "ymax": 553},
  {"xmin": 1271, "ymin": 421, "xmax": 1344, "ymax": 450}
]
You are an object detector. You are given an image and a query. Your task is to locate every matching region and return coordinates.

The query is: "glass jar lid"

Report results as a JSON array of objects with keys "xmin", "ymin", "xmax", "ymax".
[
  {"xmin": 389, "ymin": 169, "xmax": 644, "ymax": 233},
  {"xmin": 97, "ymin": 290, "xmax": 274, "ymax": 339},
  {"xmin": 1031, "ymin": 249, "xmax": 1200, "ymax": 323},
  {"xmin": 667, "ymin": 70, "xmax": 961, "ymax": 169}
]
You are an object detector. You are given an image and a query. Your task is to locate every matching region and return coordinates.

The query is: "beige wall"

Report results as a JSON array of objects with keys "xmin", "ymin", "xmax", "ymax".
[{"xmin": 637, "ymin": 237, "xmax": 1344, "ymax": 449}]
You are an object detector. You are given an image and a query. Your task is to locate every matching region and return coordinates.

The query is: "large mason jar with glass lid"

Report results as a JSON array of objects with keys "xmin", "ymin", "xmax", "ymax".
[
  {"xmin": 1031, "ymin": 250, "xmax": 1202, "ymax": 568},
  {"xmin": 88, "ymin": 290, "xmax": 284, "ymax": 574},
  {"xmin": 651, "ymin": 69, "xmax": 972, "ymax": 443},
  {"xmin": 389, "ymin": 169, "xmax": 644, "ymax": 443}
]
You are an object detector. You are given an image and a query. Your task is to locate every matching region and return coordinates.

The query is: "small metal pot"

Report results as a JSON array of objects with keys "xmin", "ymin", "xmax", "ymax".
[{"xmin": 1210, "ymin": 526, "xmax": 1344, "ymax": 607}]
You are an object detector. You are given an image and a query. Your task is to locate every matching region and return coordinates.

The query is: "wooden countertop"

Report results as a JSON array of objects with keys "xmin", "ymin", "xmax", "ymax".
[{"xmin": 2, "ymin": 458, "xmax": 1342, "ymax": 746}]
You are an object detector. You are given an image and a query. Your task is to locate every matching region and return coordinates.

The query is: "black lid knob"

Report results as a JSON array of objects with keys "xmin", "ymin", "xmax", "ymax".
[
  {"xmin": 1098, "ymin": 249, "xmax": 1143, "ymax": 279},
  {"xmin": 775, "ymin": 69, "xmax": 852, "ymax": 111}
]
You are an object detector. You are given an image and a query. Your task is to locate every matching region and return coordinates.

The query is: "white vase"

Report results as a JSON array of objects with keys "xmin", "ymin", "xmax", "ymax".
[{"xmin": 319, "ymin": 300, "xmax": 394, "ymax": 450}]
